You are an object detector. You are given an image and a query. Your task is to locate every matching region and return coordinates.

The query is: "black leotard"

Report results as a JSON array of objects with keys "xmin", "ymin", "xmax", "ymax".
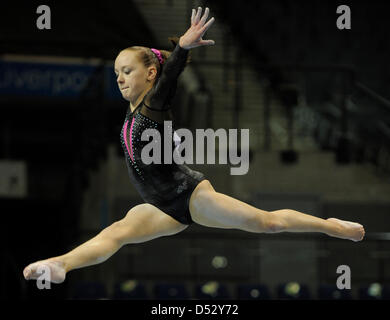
[{"xmin": 119, "ymin": 43, "xmax": 206, "ymax": 225}]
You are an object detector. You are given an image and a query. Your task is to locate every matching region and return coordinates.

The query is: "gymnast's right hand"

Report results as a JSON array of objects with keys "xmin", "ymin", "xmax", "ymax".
[{"xmin": 179, "ymin": 7, "xmax": 216, "ymax": 50}]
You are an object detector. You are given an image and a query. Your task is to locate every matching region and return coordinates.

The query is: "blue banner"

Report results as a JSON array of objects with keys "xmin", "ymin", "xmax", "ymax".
[{"xmin": 0, "ymin": 59, "xmax": 122, "ymax": 100}]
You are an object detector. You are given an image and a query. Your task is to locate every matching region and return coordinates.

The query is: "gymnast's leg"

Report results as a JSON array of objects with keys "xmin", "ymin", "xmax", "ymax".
[
  {"xmin": 189, "ymin": 180, "xmax": 365, "ymax": 242},
  {"xmin": 23, "ymin": 203, "xmax": 188, "ymax": 283}
]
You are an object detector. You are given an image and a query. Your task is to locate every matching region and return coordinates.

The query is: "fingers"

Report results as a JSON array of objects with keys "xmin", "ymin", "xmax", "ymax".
[
  {"xmin": 191, "ymin": 7, "xmax": 215, "ymax": 31},
  {"xmin": 200, "ymin": 39, "xmax": 215, "ymax": 47},
  {"xmin": 187, "ymin": 7, "xmax": 216, "ymax": 48},
  {"xmin": 194, "ymin": 7, "xmax": 202, "ymax": 25},
  {"xmin": 199, "ymin": 7, "xmax": 209, "ymax": 26},
  {"xmin": 191, "ymin": 8, "xmax": 195, "ymax": 25},
  {"xmin": 200, "ymin": 16, "xmax": 215, "ymax": 34}
]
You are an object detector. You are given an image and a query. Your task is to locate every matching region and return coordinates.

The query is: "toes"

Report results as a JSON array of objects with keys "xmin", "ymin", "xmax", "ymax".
[
  {"xmin": 23, "ymin": 262, "xmax": 40, "ymax": 279},
  {"xmin": 24, "ymin": 265, "xmax": 33, "ymax": 277}
]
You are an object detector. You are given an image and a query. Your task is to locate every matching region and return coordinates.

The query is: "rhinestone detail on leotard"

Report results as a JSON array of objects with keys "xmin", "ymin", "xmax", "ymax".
[{"xmin": 120, "ymin": 109, "xmax": 166, "ymax": 181}]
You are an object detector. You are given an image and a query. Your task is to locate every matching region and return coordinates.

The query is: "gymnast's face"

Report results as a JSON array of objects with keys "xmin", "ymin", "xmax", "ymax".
[{"xmin": 114, "ymin": 50, "xmax": 156, "ymax": 103}]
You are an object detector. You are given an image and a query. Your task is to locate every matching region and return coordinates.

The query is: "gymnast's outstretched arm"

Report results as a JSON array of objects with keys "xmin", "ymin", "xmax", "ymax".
[{"xmin": 145, "ymin": 6, "xmax": 215, "ymax": 111}]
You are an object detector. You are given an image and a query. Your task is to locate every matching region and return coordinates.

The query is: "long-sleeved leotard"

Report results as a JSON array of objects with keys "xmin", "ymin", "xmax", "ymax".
[{"xmin": 119, "ymin": 43, "xmax": 206, "ymax": 225}]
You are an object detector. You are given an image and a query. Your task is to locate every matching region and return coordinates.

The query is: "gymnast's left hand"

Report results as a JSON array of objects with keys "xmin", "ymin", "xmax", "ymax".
[{"xmin": 179, "ymin": 7, "xmax": 216, "ymax": 50}]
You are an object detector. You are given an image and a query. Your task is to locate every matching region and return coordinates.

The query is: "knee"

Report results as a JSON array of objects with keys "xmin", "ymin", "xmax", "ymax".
[
  {"xmin": 249, "ymin": 212, "xmax": 286, "ymax": 233},
  {"xmin": 105, "ymin": 204, "xmax": 154, "ymax": 242},
  {"xmin": 266, "ymin": 212, "xmax": 287, "ymax": 233},
  {"xmin": 101, "ymin": 208, "xmax": 139, "ymax": 240}
]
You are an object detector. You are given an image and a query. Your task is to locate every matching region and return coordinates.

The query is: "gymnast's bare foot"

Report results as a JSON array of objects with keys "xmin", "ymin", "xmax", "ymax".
[
  {"xmin": 326, "ymin": 218, "xmax": 365, "ymax": 242},
  {"xmin": 23, "ymin": 259, "xmax": 66, "ymax": 284}
]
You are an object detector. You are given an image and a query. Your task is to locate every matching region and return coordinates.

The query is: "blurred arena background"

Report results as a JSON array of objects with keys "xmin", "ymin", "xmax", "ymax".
[{"xmin": 1, "ymin": 0, "xmax": 390, "ymax": 300}]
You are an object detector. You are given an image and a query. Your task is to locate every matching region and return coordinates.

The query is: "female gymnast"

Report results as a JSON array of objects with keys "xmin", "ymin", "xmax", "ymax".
[{"xmin": 24, "ymin": 7, "xmax": 364, "ymax": 284}]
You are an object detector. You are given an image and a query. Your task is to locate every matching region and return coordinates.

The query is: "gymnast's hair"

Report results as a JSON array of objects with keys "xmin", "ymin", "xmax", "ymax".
[{"xmin": 121, "ymin": 36, "xmax": 192, "ymax": 80}]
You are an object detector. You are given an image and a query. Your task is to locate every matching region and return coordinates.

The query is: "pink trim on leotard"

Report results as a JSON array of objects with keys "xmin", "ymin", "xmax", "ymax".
[
  {"xmin": 129, "ymin": 117, "xmax": 135, "ymax": 162},
  {"xmin": 123, "ymin": 119, "xmax": 135, "ymax": 162}
]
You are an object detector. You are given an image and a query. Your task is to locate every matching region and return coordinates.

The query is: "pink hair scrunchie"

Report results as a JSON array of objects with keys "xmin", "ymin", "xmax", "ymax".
[{"xmin": 151, "ymin": 48, "xmax": 164, "ymax": 65}]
